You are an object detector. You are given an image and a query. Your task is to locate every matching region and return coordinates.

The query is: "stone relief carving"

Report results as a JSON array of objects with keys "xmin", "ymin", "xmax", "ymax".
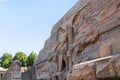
[{"xmin": 34, "ymin": 0, "xmax": 120, "ymax": 80}]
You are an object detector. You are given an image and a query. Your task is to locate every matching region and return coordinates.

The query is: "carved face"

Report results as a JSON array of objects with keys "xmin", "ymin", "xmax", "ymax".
[{"xmin": 58, "ymin": 27, "xmax": 68, "ymax": 42}]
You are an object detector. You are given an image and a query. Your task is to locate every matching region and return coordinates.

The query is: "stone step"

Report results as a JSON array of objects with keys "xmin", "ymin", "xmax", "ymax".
[
  {"xmin": 71, "ymin": 54, "xmax": 120, "ymax": 80},
  {"xmin": 73, "ymin": 56, "xmax": 112, "ymax": 70}
]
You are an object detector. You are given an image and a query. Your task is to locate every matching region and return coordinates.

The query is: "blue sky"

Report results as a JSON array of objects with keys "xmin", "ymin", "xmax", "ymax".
[{"xmin": 0, "ymin": 0, "xmax": 78, "ymax": 57}]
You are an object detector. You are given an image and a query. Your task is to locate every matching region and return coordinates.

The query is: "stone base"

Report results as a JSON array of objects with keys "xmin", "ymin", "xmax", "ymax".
[{"xmin": 70, "ymin": 54, "xmax": 120, "ymax": 80}]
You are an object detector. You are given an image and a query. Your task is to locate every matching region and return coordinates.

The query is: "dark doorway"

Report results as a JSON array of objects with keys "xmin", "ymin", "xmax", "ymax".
[
  {"xmin": 1, "ymin": 74, "xmax": 3, "ymax": 78},
  {"xmin": 62, "ymin": 60, "xmax": 66, "ymax": 71},
  {"xmin": 55, "ymin": 76, "xmax": 58, "ymax": 80}
]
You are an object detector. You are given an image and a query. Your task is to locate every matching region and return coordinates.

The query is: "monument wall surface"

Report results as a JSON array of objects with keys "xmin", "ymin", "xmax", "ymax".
[
  {"xmin": 2, "ymin": 60, "xmax": 21, "ymax": 80},
  {"xmin": 21, "ymin": 67, "xmax": 36, "ymax": 80},
  {"xmin": 0, "ymin": 68, "xmax": 7, "ymax": 80},
  {"xmin": 34, "ymin": 0, "xmax": 120, "ymax": 80}
]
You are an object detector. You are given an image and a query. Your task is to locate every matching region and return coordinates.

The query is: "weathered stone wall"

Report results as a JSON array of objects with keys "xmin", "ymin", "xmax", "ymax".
[
  {"xmin": 2, "ymin": 60, "xmax": 21, "ymax": 80},
  {"xmin": 0, "ymin": 70, "xmax": 7, "ymax": 80},
  {"xmin": 22, "ymin": 71, "xmax": 31, "ymax": 80},
  {"xmin": 34, "ymin": 0, "xmax": 120, "ymax": 80},
  {"xmin": 21, "ymin": 67, "xmax": 36, "ymax": 80}
]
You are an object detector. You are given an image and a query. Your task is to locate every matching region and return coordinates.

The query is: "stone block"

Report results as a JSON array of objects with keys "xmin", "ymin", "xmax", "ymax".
[
  {"xmin": 96, "ymin": 57, "xmax": 115, "ymax": 78},
  {"xmin": 71, "ymin": 61, "xmax": 96, "ymax": 80},
  {"xmin": 99, "ymin": 43, "xmax": 111, "ymax": 58},
  {"xmin": 112, "ymin": 54, "xmax": 120, "ymax": 77}
]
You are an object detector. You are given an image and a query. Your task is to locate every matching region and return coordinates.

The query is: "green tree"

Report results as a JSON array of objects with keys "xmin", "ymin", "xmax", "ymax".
[
  {"xmin": 0, "ymin": 57, "xmax": 1, "ymax": 67},
  {"xmin": 14, "ymin": 52, "xmax": 27, "ymax": 67},
  {"xmin": 27, "ymin": 51, "xmax": 37, "ymax": 67},
  {"xmin": 0, "ymin": 53, "xmax": 13, "ymax": 68}
]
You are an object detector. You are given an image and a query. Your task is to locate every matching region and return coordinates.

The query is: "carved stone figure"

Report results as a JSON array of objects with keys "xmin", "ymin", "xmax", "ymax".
[
  {"xmin": 67, "ymin": 27, "xmax": 74, "ymax": 72},
  {"xmin": 56, "ymin": 26, "xmax": 68, "ymax": 72},
  {"xmin": 34, "ymin": 0, "xmax": 120, "ymax": 80}
]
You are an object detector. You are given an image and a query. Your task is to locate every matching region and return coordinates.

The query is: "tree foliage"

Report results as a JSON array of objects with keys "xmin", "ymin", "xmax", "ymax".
[
  {"xmin": 0, "ymin": 53, "xmax": 13, "ymax": 68},
  {"xmin": 27, "ymin": 51, "xmax": 37, "ymax": 67},
  {"xmin": 14, "ymin": 52, "xmax": 27, "ymax": 67},
  {"xmin": 0, "ymin": 51, "xmax": 37, "ymax": 68}
]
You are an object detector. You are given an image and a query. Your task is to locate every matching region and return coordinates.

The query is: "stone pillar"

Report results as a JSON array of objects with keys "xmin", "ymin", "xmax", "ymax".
[
  {"xmin": 67, "ymin": 27, "xmax": 74, "ymax": 72},
  {"xmin": 72, "ymin": 45, "xmax": 79, "ymax": 65},
  {"xmin": 99, "ymin": 43, "xmax": 111, "ymax": 58},
  {"xmin": 67, "ymin": 49, "xmax": 73, "ymax": 72},
  {"xmin": 58, "ymin": 53, "xmax": 63, "ymax": 72}
]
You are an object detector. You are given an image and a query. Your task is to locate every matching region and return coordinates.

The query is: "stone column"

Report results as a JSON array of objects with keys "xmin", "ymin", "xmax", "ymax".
[{"xmin": 67, "ymin": 27, "xmax": 74, "ymax": 72}]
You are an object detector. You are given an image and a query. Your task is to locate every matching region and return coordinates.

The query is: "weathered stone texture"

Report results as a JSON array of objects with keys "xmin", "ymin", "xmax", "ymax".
[
  {"xmin": 71, "ymin": 62, "xmax": 96, "ymax": 80},
  {"xmin": 0, "ymin": 68, "xmax": 7, "ymax": 80},
  {"xmin": 34, "ymin": 0, "xmax": 120, "ymax": 80},
  {"xmin": 96, "ymin": 57, "xmax": 115, "ymax": 78},
  {"xmin": 21, "ymin": 67, "xmax": 36, "ymax": 80},
  {"xmin": 2, "ymin": 60, "xmax": 21, "ymax": 80},
  {"xmin": 71, "ymin": 55, "xmax": 120, "ymax": 80}
]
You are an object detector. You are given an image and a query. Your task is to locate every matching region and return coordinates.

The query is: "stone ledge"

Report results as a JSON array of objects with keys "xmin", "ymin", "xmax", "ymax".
[{"xmin": 71, "ymin": 54, "xmax": 120, "ymax": 80}]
